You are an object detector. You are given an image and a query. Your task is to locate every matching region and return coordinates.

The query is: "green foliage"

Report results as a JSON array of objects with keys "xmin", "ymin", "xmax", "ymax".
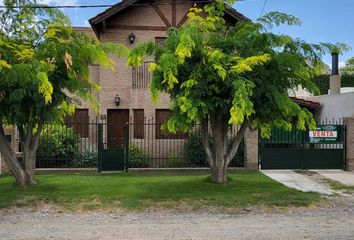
[
  {"xmin": 74, "ymin": 149, "xmax": 98, "ymax": 168},
  {"xmin": 313, "ymin": 74, "xmax": 354, "ymax": 95},
  {"xmin": 128, "ymin": 1, "xmax": 340, "ymax": 138},
  {"xmin": 0, "ymin": 0, "xmax": 128, "ymax": 134},
  {"xmin": 37, "ymin": 125, "xmax": 80, "ymax": 159},
  {"xmin": 342, "ymin": 57, "xmax": 354, "ymax": 73},
  {"xmin": 184, "ymin": 131, "xmax": 207, "ymax": 166},
  {"xmin": 128, "ymin": 145, "xmax": 149, "ymax": 168}
]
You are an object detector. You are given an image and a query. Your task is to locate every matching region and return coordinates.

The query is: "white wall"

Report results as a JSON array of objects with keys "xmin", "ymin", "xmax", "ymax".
[{"xmin": 310, "ymin": 92, "xmax": 354, "ymax": 122}]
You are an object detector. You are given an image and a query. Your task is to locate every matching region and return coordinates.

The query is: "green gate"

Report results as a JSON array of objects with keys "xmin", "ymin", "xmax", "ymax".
[
  {"xmin": 97, "ymin": 124, "xmax": 129, "ymax": 172},
  {"xmin": 260, "ymin": 125, "xmax": 346, "ymax": 170}
]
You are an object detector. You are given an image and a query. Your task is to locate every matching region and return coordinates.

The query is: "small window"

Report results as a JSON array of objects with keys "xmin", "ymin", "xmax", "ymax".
[
  {"xmin": 155, "ymin": 109, "xmax": 188, "ymax": 139},
  {"xmin": 134, "ymin": 109, "xmax": 144, "ymax": 139},
  {"xmin": 155, "ymin": 37, "xmax": 166, "ymax": 44},
  {"xmin": 65, "ymin": 109, "xmax": 89, "ymax": 137},
  {"xmin": 132, "ymin": 61, "xmax": 153, "ymax": 89}
]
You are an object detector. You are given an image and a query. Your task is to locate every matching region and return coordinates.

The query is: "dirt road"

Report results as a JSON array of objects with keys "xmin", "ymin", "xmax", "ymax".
[{"xmin": 1, "ymin": 195, "xmax": 354, "ymax": 240}]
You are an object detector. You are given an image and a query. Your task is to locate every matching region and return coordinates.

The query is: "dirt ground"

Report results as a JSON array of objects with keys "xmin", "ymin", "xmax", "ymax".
[{"xmin": 1, "ymin": 194, "xmax": 354, "ymax": 240}]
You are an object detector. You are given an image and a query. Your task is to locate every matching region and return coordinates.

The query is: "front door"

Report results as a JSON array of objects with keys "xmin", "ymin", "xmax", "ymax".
[{"xmin": 107, "ymin": 109, "xmax": 129, "ymax": 150}]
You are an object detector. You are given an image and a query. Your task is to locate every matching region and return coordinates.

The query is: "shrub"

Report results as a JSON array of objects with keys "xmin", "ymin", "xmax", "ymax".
[
  {"xmin": 37, "ymin": 125, "xmax": 80, "ymax": 161},
  {"xmin": 74, "ymin": 149, "xmax": 98, "ymax": 168},
  {"xmin": 184, "ymin": 130, "xmax": 244, "ymax": 167},
  {"xmin": 128, "ymin": 145, "xmax": 149, "ymax": 168},
  {"xmin": 184, "ymin": 131, "xmax": 208, "ymax": 167}
]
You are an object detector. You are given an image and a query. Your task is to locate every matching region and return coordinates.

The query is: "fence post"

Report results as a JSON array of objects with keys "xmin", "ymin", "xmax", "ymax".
[
  {"xmin": 97, "ymin": 123, "xmax": 103, "ymax": 173},
  {"xmin": 124, "ymin": 123, "xmax": 129, "ymax": 172}
]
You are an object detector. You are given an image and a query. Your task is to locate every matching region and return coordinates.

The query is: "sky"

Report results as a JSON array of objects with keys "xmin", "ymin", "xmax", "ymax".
[{"xmin": 9, "ymin": 0, "xmax": 354, "ymax": 67}]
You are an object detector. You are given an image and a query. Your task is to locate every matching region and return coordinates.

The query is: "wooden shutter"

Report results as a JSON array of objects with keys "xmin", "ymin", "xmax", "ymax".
[
  {"xmin": 155, "ymin": 110, "xmax": 188, "ymax": 139},
  {"xmin": 66, "ymin": 109, "xmax": 89, "ymax": 137},
  {"xmin": 134, "ymin": 109, "xmax": 144, "ymax": 139}
]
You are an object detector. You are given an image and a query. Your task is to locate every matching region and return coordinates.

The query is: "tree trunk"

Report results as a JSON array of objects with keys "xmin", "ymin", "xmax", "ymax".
[
  {"xmin": 0, "ymin": 126, "xmax": 28, "ymax": 185},
  {"xmin": 201, "ymin": 111, "xmax": 248, "ymax": 184},
  {"xmin": 0, "ymin": 121, "xmax": 42, "ymax": 186},
  {"xmin": 22, "ymin": 147, "xmax": 37, "ymax": 185}
]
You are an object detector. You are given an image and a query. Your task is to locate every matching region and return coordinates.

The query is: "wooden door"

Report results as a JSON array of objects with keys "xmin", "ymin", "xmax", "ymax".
[{"xmin": 107, "ymin": 109, "xmax": 129, "ymax": 150}]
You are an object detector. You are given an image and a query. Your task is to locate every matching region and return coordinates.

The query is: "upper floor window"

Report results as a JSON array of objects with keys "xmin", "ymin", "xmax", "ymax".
[
  {"xmin": 155, "ymin": 37, "xmax": 166, "ymax": 44},
  {"xmin": 132, "ymin": 61, "xmax": 153, "ymax": 90}
]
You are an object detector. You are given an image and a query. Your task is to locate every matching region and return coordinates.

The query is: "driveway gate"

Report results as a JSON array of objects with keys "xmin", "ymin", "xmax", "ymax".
[
  {"xmin": 97, "ymin": 123, "xmax": 129, "ymax": 172},
  {"xmin": 260, "ymin": 125, "xmax": 346, "ymax": 170}
]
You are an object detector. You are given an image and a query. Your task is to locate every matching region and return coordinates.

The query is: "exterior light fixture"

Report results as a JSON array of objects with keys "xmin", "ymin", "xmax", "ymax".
[
  {"xmin": 115, "ymin": 95, "xmax": 121, "ymax": 106},
  {"xmin": 128, "ymin": 33, "xmax": 136, "ymax": 43}
]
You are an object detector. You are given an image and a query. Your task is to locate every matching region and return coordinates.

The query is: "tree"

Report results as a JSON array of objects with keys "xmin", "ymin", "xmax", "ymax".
[
  {"xmin": 342, "ymin": 57, "xmax": 354, "ymax": 73},
  {"xmin": 128, "ymin": 1, "xmax": 344, "ymax": 183},
  {"xmin": 0, "ymin": 0, "xmax": 128, "ymax": 185}
]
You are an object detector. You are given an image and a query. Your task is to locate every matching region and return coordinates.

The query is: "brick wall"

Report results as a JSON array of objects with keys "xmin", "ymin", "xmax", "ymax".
[
  {"xmin": 244, "ymin": 129, "xmax": 259, "ymax": 170},
  {"xmin": 344, "ymin": 117, "xmax": 354, "ymax": 171}
]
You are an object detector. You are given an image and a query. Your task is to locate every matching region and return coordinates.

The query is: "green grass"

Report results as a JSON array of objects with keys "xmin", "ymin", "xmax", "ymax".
[
  {"xmin": 325, "ymin": 179, "xmax": 354, "ymax": 194},
  {"xmin": 0, "ymin": 172, "xmax": 321, "ymax": 211}
]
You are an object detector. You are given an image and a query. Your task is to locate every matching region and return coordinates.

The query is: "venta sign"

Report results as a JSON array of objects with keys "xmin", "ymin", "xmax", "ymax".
[{"xmin": 309, "ymin": 125, "xmax": 339, "ymax": 144}]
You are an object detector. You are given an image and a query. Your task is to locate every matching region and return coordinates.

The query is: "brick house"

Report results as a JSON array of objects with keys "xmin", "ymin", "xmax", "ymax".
[
  {"xmin": 0, "ymin": 0, "xmax": 258, "ymax": 173},
  {"xmin": 70, "ymin": 0, "xmax": 255, "ymax": 167},
  {"xmin": 78, "ymin": 0, "xmax": 248, "ymax": 129}
]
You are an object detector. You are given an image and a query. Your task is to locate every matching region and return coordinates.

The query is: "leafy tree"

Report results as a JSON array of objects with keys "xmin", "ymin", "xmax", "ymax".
[
  {"xmin": 342, "ymin": 57, "xmax": 354, "ymax": 73},
  {"xmin": 128, "ymin": 1, "xmax": 341, "ymax": 183},
  {"xmin": 0, "ymin": 0, "xmax": 128, "ymax": 185}
]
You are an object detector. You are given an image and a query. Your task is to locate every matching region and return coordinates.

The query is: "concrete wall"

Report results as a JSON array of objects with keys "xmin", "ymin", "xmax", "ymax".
[{"xmin": 310, "ymin": 92, "xmax": 354, "ymax": 122}]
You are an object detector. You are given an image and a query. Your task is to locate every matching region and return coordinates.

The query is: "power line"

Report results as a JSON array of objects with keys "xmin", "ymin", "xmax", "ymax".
[
  {"xmin": 0, "ymin": 0, "xmax": 250, "ymax": 9},
  {"xmin": 259, "ymin": 0, "xmax": 267, "ymax": 18}
]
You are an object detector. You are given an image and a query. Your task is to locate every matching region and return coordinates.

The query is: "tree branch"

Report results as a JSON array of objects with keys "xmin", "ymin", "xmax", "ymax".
[{"xmin": 225, "ymin": 121, "xmax": 248, "ymax": 165}]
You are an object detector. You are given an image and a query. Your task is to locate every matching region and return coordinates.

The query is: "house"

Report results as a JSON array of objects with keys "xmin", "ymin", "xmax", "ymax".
[
  {"xmin": 0, "ymin": 0, "xmax": 257, "ymax": 173},
  {"xmin": 67, "ymin": 0, "xmax": 256, "ymax": 169},
  {"xmin": 78, "ymin": 0, "xmax": 248, "ymax": 130}
]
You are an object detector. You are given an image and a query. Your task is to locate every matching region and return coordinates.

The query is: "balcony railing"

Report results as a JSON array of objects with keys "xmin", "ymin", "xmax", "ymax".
[{"xmin": 132, "ymin": 61, "xmax": 154, "ymax": 89}]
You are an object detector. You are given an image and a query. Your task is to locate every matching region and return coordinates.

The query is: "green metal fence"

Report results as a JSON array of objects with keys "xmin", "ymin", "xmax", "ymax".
[{"xmin": 260, "ymin": 123, "xmax": 346, "ymax": 170}]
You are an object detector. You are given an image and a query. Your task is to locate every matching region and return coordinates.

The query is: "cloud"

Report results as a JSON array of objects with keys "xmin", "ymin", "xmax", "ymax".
[
  {"xmin": 339, "ymin": 61, "xmax": 346, "ymax": 69},
  {"xmin": 40, "ymin": 0, "xmax": 79, "ymax": 5}
]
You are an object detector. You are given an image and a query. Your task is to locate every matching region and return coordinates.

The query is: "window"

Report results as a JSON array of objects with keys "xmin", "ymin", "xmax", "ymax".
[
  {"xmin": 65, "ymin": 109, "xmax": 89, "ymax": 137},
  {"xmin": 155, "ymin": 109, "xmax": 188, "ymax": 139},
  {"xmin": 132, "ymin": 61, "xmax": 153, "ymax": 89},
  {"xmin": 134, "ymin": 109, "xmax": 144, "ymax": 139},
  {"xmin": 155, "ymin": 37, "xmax": 166, "ymax": 44}
]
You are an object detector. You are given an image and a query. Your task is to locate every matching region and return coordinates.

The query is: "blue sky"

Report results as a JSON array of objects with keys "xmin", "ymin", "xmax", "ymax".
[{"xmin": 57, "ymin": 0, "xmax": 353, "ymax": 67}]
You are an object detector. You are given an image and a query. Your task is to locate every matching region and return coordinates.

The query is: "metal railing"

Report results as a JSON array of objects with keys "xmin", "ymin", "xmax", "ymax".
[
  {"xmin": 34, "ymin": 121, "xmax": 245, "ymax": 169},
  {"xmin": 125, "ymin": 123, "xmax": 244, "ymax": 168},
  {"xmin": 132, "ymin": 61, "xmax": 154, "ymax": 89},
  {"xmin": 36, "ymin": 122, "xmax": 99, "ymax": 168}
]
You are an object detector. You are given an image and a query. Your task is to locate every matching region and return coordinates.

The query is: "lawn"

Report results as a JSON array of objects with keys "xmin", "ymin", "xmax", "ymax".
[{"xmin": 0, "ymin": 171, "xmax": 321, "ymax": 211}]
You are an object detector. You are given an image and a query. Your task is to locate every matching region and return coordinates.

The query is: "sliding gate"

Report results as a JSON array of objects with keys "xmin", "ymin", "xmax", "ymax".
[{"xmin": 260, "ymin": 125, "xmax": 346, "ymax": 170}]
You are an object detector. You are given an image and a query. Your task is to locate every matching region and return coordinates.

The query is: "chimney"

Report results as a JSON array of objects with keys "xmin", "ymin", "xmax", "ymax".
[{"xmin": 329, "ymin": 51, "xmax": 341, "ymax": 95}]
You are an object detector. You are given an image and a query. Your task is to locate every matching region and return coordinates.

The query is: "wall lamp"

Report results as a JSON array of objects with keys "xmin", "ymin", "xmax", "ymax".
[
  {"xmin": 115, "ymin": 95, "xmax": 121, "ymax": 106},
  {"xmin": 128, "ymin": 32, "xmax": 136, "ymax": 44}
]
